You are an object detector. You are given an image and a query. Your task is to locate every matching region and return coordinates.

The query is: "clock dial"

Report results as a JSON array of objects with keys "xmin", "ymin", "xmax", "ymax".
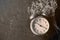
[{"xmin": 30, "ymin": 16, "xmax": 50, "ymax": 35}]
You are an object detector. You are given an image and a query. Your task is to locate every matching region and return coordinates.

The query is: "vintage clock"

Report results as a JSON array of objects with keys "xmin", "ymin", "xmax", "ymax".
[
  {"xmin": 28, "ymin": 0, "xmax": 57, "ymax": 38},
  {"xmin": 30, "ymin": 16, "xmax": 50, "ymax": 35}
]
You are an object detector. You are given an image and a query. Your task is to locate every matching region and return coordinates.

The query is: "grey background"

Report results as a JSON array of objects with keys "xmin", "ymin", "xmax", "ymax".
[
  {"xmin": 0, "ymin": 0, "xmax": 59, "ymax": 40},
  {"xmin": 0, "ymin": 0, "xmax": 42, "ymax": 40}
]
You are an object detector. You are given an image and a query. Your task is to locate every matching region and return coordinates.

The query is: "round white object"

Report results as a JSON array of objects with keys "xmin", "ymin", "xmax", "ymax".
[{"xmin": 30, "ymin": 16, "xmax": 50, "ymax": 35}]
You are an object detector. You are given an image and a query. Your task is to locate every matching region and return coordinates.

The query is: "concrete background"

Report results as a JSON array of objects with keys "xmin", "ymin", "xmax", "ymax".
[{"xmin": 0, "ymin": 0, "xmax": 60, "ymax": 40}]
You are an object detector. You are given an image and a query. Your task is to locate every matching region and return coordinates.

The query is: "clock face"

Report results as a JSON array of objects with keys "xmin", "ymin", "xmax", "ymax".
[{"xmin": 30, "ymin": 16, "xmax": 50, "ymax": 35}]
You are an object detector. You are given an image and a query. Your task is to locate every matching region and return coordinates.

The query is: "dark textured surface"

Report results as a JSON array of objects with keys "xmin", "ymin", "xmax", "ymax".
[
  {"xmin": 0, "ymin": 0, "xmax": 59, "ymax": 40},
  {"xmin": 0, "ymin": 0, "xmax": 43, "ymax": 40},
  {"xmin": 0, "ymin": 0, "xmax": 31, "ymax": 40}
]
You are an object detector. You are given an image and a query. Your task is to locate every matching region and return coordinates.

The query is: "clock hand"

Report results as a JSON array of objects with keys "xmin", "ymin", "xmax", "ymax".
[
  {"xmin": 36, "ymin": 22, "xmax": 47, "ymax": 29},
  {"xmin": 40, "ymin": 25, "xmax": 47, "ymax": 29}
]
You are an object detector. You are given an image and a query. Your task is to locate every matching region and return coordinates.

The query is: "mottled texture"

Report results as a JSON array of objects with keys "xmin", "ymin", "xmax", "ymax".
[
  {"xmin": 0, "ymin": 0, "xmax": 59, "ymax": 40},
  {"xmin": 0, "ymin": 0, "xmax": 32, "ymax": 40},
  {"xmin": 0, "ymin": 0, "xmax": 45, "ymax": 40},
  {"xmin": 28, "ymin": 0, "xmax": 57, "ymax": 19}
]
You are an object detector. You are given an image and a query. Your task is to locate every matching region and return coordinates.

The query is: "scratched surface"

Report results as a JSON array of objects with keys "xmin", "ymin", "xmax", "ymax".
[{"xmin": 0, "ymin": 0, "xmax": 59, "ymax": 40}]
